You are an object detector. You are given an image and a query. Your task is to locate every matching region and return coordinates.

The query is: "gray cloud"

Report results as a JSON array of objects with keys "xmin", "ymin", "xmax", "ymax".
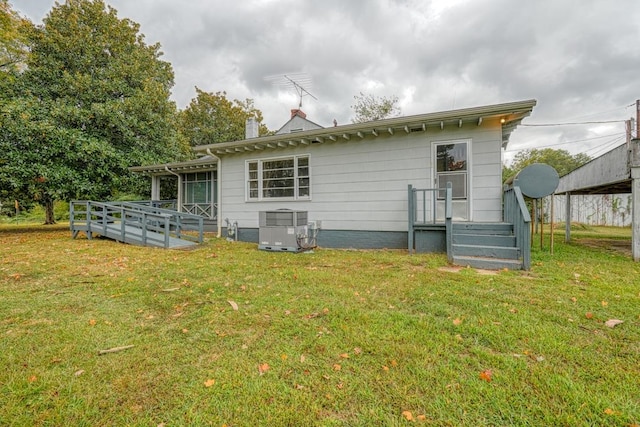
[{"xmin": 11, "ymin": 0, "xmax": 640, "ymax": 163}]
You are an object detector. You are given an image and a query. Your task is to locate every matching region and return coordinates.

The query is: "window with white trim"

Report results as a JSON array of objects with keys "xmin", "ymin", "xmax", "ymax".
[
  {"xmin": 435, "ymin": 141, "xmax": 468, "ymax": 199},
  {"xmin": 246, "ymin": 155, "xmax": 310, "ymax": 201}
]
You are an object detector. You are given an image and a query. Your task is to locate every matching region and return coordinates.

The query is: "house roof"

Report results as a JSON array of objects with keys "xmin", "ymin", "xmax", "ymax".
[
  {"xmin": 193, "ymin": 99, "xmax": 536, "ymax": 156},
  {"xmin": 129, "ymin": 155, "xmax": 217, "ymax": 176},
  {"xmin": 130, "ymin": 99, "xmax": 536, "ymax": 176},
  {"xmin": 275, "ymin": 109, "xmax": 324, "ymax": 134}
]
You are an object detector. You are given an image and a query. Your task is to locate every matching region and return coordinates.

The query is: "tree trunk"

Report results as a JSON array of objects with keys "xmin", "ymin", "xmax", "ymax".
[{"xmin": 43, "ymin": 197, "xmax": 56, "ymax": 225}]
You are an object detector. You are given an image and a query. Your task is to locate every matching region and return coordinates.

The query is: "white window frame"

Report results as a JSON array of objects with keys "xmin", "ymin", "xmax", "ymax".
[
  {"xmin": 433, "ymin": 139, "xmax": 470, "ymax": 200},
  {"xmin": 246, "ymin": 154, "xmax": 311, "ymax": 202}
]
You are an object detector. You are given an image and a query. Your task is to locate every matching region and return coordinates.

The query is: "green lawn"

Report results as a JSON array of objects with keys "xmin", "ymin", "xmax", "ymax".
[{"xmin": 1, "ymin": 224, "xmax": 638, "ymax": 426}]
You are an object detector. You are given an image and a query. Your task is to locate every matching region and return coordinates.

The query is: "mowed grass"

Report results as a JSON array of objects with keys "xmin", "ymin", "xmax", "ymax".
[{"xmin": 0, "ymin": 224, "xmax": 639, "ymax": 426}]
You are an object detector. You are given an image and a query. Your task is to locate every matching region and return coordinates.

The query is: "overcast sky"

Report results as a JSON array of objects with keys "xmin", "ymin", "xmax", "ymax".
[{"xmin": 10, "ymin": 0, "xmax": 640, "ymax": 164}]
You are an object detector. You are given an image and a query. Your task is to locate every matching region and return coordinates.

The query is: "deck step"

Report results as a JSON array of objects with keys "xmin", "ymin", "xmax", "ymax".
[
  {"xmin": 452, "ymin": 255, "xmax": 522, "ymax": 270},
  {"xmin": 452, "ymin": 234, "xmax": 516, "ymax": 247},
  {"xmin": 452, "ymin": 222, "xmax": 513, "ymax": 235},
  {"xmin": 452, "ymin": 244, "xmax": 519, "ymax": 259}
]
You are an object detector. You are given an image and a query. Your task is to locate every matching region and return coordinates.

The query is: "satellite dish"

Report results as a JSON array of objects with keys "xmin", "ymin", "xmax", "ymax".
[{"xmin": 512, "ymin": 163, "xmax": 559, "ymax": 198}]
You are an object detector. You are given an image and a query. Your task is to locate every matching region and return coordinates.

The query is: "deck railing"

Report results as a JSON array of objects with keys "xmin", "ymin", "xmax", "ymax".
[
  {"xmin": 70, "ymin": 200, "xmax": 204, "ymax": 248},
  {"xmin": 408, "ymin": 184, "xmax": 448, "ymax": 254},
  {"xmin": 129, "ymin": 199, "xmax": 177, "ymax": 210},
  {"xmin": 503, "ymin": 181, "xmax": 531, "ymax": 270}
]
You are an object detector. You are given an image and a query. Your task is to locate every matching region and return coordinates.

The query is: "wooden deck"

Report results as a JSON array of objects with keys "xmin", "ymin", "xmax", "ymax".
[
  {"xmin": 70, "ymin": 201, "xmax": 204, "ymax": 249},
  {"xmin": 76, "ymin": 222, "xmax": 198, "ymax": 249}
]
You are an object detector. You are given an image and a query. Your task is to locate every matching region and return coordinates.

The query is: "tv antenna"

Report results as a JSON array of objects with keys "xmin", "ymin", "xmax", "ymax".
[{"xmin": 265, "ymin": 72, "xmax": 318, "ymax": 108}]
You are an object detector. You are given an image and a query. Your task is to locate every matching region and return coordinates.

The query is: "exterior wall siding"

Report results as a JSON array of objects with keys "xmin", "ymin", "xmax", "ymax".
[{"xmin": 218, "ymin": 119, "xmax": 504, "ymax": 241}]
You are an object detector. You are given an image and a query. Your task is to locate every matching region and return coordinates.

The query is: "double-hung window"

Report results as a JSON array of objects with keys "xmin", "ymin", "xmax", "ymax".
[
  {"xmin": 435, "ymin": 141, "xmax": 468, "ymax": 199},
  {"xmin": 247, "ymin": 155, "xmax": 310, "ymax": 201}
]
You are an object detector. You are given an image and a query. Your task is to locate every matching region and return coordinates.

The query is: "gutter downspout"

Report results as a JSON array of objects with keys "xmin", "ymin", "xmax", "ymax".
[
  {"xmin": 206, "ymin": 148, "xmax": 223, "ymax": 238},
  {"xmin": 164, "ymin": 166, "xmax": 182, "ymax": 213}
]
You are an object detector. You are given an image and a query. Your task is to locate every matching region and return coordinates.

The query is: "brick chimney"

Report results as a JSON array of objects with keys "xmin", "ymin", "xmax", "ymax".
[{"xmin": 290, "ymin": 109, "xmax": 307, "ymax": 119}]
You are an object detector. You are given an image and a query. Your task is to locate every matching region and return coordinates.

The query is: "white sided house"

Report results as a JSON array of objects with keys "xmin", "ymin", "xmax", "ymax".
[{"xmin": 130, "ymin": 100, "xmax": 537, "ymax": 269}]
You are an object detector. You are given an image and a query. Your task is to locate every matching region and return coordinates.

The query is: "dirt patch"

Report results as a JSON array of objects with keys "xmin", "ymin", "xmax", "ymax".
[
  {"xmin": 573, "ymin": 238, "xmax": 631, "ymax": 257},
  {"xmin": 437, "ymin": 266, "xmax": 498, "ymax": 275}
]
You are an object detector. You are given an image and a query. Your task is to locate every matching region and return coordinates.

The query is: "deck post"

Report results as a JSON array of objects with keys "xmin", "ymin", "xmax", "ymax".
[
  {"xmin": 164, "ymin": 216, "xmax": 170, "ymax": 248},
  {"xmin": 141, "ymin": 211, "xmax": 147, "ymax": 245},
  {"xmin": 565, "ymin": 192, "xmax": 571, "ymax": 242},
  {"xmin": 631, "ymin": 167, "xmax": 640, "ymax": 261},
  {"xmin": 408, "ymin": 185, "xmax": 414, "ymax": 254},
  {"xmin": 445, "ymin": 182, "xmax": 453, "ymax": 263}
]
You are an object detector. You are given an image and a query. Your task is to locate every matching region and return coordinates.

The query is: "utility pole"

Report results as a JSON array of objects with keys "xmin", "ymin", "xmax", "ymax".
[{"xmin": 636, "ymin": 99, "xmax": 639, "ymax": 138}]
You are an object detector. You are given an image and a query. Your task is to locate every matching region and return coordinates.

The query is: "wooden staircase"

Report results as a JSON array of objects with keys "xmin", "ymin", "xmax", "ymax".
[
  {"xmin": 450, "ymin": 222, "xmax": 522, "ymax": 270},
  {"xmin": 409, "ymin": 183, "xmax": 531, "ymax": 270}
]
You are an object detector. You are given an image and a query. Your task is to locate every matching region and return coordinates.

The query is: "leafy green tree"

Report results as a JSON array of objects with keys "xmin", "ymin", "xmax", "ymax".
[
  {"xmin": 503, "ymin": 148, "xmax": 591, "ymax": 183},
  {"xmin": 0, "ymin": 0, "xmax": 188, "ymax": 223},
  {"xmin": 0, "ymin": 0, "xmax": 30, "ymax": 71},
  {"xmin": 179, "ymin": 88, "xmax": 270, "ymax": 147},
  {"xmin": 350, "ymin": 91, "xmax": 401, "ymax": 123}
]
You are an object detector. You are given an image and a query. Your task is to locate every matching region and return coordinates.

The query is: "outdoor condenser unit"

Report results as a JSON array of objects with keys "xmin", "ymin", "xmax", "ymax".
[{"xmin": 258, "ymin": 209, "xmax": 309, "ymax": 252}]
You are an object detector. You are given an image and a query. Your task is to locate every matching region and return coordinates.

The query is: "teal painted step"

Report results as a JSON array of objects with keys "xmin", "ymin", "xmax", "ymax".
[
  {"xmin": 452, "ymin": 234, "xmax": 516, "ymax": 247},
  {"xmin": 452, "ymin": 222, "xmax": 513, "ymax": 235},
  {"xmin": 452, "ymin": 244, "xmax": 519, "ymax": 259},
  {"xmin": 452, "ymin": 255, "xmax": 522, "ymax": 270}
]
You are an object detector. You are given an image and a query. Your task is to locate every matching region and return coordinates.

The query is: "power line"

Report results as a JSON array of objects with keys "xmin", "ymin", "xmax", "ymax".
[
  {"xmin": 584, "ymin": 136, "xmax": 626, "ymax": 158},
  {"xmin": 504, "ymin": 132, "xmax": 625, "ymax": 153},
  {"xmin": 521, "ymin": 120, "xmax": 625, "ymax": 127}
]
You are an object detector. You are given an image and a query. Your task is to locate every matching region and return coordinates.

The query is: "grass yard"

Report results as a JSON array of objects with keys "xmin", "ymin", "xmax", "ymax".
[{"xmin": 0, "ymin": 224, "xmax": 639, "ymax": 426}]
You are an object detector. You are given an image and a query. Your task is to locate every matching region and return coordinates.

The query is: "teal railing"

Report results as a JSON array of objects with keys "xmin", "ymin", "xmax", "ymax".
[
  {"xmin": 407, "ymin": 184, "xmax": 450, "ymax": 254},
  {"xmin": 70, "ymin": 200, "xmax": 203, "ymax": 248},
  {"xmin": 503, "ymin": 181, "xmax": 531, "ymax": 270}
]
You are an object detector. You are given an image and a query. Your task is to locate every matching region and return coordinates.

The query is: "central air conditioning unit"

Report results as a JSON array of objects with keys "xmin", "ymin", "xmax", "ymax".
[{"xmin": 258, "ymin": 209, "xmax": 310, "ymax": 252}]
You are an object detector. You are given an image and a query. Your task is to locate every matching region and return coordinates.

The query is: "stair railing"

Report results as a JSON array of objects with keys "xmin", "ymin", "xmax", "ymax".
[
  {"xmin": 503, "ymin": 180, "xmax": 531, "ymax": 269},
  {"xmin": 408, "ymin": 184, "xmax": 442, "ymax": 254}
]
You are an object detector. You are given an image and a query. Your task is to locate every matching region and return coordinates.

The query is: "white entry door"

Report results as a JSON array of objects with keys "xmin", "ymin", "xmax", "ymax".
[{"xmin": 434, "ymin": 140, "xmax": 470, "ymax": 221}]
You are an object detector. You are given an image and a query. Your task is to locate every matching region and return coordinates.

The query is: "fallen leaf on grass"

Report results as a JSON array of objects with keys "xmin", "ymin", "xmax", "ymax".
[
  {"xmin": 227, "ymin": 300, "xmax": 239, "ymax": 311},
  {"xmin": 453, "ymin": 317, "xmax": 462, "ymax": 326},
  {"xmin": 601, "ymin": 300, "xmax": 608, "ymax": 307},
  {"xmin": 353, "ymin": 347, "xmax": 362, "ymax": 355},
  {"xmin": 339, "ymin": 353, "xmax": 349, "ymax": 359},
  {"xmin": 333, "ymin": 364, "xmax": 341, "ymax": 371},
  {"xmin": 88, "ymin": 319, "xmax": 96, "ymax": 326},
  {"xmin": 603, "ymin": 408, "xmax": 615, "ymax": 415},
  {"xmin": 28, "ymin": 375, "xmax": 37, "ymax": 383},
  {"xmin": 604, "ymin": 319, "xmax": 624, "ymax": 328},
  {"xmin": 258, "ymin": 363, "xmax": 270, "ymax": 375},
  {"xmin": 402, "ymin": 410, "xmax": 414, "ymax": 421},
  {"xmin": 585, "ymin": 312, "xmax": 594, "ymax": 319},
  {"xmin": 74, "ymin": 370, "xmax": 85, "ymax": 377},
  {"xmin": 479, "ymin": 370, "xmax": 493, "ymax": 382},
  {"xmin": 204, "ymin": 379, "xmax": 215, "ymax": 387}
]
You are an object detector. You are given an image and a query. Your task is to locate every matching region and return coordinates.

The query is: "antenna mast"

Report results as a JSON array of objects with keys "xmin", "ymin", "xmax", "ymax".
[{"xmin": 265, "ymin": 72, "xmax": 318, "ymax": 108}]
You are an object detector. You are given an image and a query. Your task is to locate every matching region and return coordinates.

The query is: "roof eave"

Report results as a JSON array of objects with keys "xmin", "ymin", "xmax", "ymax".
[{"xmin": 193, "ymin": 99, "xmax": 537, "ymax": 155}]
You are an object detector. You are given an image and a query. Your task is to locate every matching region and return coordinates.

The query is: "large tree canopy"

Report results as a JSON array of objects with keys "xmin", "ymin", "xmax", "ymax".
[
  {"xmin": 0, "ymin": 0, "xmax": 188, "ymax": 223},
  {"xmin": 179, "ymin": 88, "xmax": 270, "ymax": 147},
  {"xmin": 0, "ymin": 0, "xmax": 30, "ymax": 71},
  {"xmin": 503, "ymin": 148, "xmax": 591, "ymax": 183},
  {"xmin": 350, "ymin": 91, "xmax": 401, "ymax": 123}
]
